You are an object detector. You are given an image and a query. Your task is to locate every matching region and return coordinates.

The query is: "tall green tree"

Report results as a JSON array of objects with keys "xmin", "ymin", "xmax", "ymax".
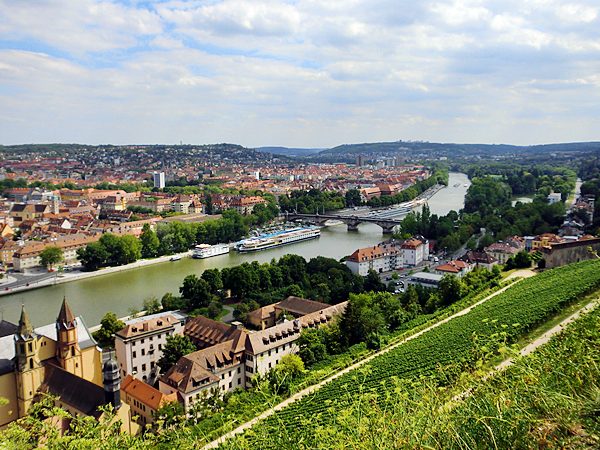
[
  {"xmin": 140, "ymin": 223, "xmax": 160, "ymax": 258},
  {"xmin": 157, "ymin": 334, "xmax": 196, "ymax": 373},
  {"xmin": 179, "ymin": 274, "xmax": 212, "ymax": 309},
  {"xmin": 77, "ymin": 241, "xmax": 109, "ymax": 271},
  {"xmin": 39, "ymin": 246, "xmax": 63, "ymax": 269},
  {"xmin": 92, "ymin": 312, "xmax": 125, "ymax": 348}
]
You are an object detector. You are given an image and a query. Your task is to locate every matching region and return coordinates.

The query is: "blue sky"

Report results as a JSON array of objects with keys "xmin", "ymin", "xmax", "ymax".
[{"xmin": 1, "ymin": 0, "xmax": 599, "ymax": 147}]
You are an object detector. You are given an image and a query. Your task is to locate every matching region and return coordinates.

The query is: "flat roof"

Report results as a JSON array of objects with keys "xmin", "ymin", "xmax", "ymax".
[{"xmin": 409, "ymin": 272, "xmax": 444, "ymax": 282}]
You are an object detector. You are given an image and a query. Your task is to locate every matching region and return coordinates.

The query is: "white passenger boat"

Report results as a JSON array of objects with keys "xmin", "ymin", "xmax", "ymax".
[
  {"xmin": 192, "ymin": 243, "xmax": 230, "ymax": 259},
  {"xmin": 236, "ymin": 226, "xmax": 320, "ymax": 253}
]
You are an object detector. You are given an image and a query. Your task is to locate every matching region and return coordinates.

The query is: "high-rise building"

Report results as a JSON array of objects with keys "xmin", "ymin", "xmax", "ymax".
[
  {"xmin": 153, "ymin": 172, "xmax": 165, "ymax": 189},
  {"xmin": 356, "ymin": 154, "xmax": 365, "ymax": 167}
]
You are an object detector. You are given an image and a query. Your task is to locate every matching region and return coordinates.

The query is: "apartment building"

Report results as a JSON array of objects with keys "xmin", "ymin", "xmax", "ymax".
[
  {"xmin": 158, "ymin": 300, "xmax": 346, "ymax": 411},
  {"xmin": 401, "ymin": 236, "xmax": 429, "ymax": 266},
  {"xmin": 345, "ymin": 242, "xmax": 402, "ymax": 276},
  {"xmin": 114, "ymin": 312, "xmax": 186, "ymax": 383}
]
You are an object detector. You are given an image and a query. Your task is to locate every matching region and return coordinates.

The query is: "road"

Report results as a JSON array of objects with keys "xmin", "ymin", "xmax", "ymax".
[{"xmin": 202, "ymin": 269, "xmax": 535, "ymax": 449}]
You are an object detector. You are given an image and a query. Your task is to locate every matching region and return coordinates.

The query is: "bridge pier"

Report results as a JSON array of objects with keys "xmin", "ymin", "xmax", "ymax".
[
  {"xmin": 346, "ymin": 221, "xmax": 360, "ymax": 231},
  {"xmin": 380, "ymin": 223, "xmax": 397, "ymax": 234}
]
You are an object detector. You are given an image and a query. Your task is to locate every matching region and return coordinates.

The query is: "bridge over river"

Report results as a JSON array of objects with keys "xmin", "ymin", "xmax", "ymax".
[{"xmin": 284, "ymin": 211, "xmax": 403, "ymax": 233}]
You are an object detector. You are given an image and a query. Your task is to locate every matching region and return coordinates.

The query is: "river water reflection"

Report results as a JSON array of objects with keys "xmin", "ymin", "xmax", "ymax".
[{"xmin": 0, "ymin": 172, "xmax": 470, "ymax": 326}]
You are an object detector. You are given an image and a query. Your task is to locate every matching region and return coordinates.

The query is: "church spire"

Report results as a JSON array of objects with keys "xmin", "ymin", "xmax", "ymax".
[
  {"xmin": 16, "ymin": 305, "xmax": 34, "ymax": 340},
  {"xmin": 57, "ymin": 297, "xmax": 76, "ymax": 330}
]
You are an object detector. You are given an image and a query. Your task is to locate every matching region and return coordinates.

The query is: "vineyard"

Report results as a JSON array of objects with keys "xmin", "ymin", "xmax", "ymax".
[{"xmin": 220, "ymin": 259, "xmax": 600, "ymax": 449}]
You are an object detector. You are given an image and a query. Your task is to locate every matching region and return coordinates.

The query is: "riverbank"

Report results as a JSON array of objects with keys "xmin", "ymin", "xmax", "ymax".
[{"xmin": 0, "ymin": 250, "xmax": 193, "ymax": 297}]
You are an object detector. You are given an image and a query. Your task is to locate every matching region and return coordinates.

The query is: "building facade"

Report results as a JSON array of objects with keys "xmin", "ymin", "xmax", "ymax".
[{"xmin": 114, "ymin": 312, "xmax": 186, "ymax": 383}]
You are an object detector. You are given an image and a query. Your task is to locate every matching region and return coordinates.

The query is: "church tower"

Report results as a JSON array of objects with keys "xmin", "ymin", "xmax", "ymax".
[
  {"xmin": 14, "ymin": 305, "xmax": 43, "ymax": 417},
  {"xmin": 55, "ymin": 298, "xmax": 83, "ymax": 377}
]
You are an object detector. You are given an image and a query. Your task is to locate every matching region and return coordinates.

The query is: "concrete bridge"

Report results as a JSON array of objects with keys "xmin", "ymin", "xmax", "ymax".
[{"xmin": 283, "ymin": 212, "xmax": 402, "ymax": 234}]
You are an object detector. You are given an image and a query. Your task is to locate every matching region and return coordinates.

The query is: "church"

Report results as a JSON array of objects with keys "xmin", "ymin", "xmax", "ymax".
[{"xmin": 0, "ymin": 299, "xmax": 139, "ymax": 433}]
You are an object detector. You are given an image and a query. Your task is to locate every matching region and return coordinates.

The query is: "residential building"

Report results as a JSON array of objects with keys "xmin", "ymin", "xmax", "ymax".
[
  {"xmin": 9, "ymin": 203, "xmax": 49, "ymax": 224},
  {"xmin": 153, "ymin": 172, "xmax": 165, "ymax": 189},
  {"xmin": 458, "ymin": 251, "xmax": 498, "ymax": 270},
  {"xmin": 159, "ymin": 301, "xmax": 346, "ymax": 411},
  {"xmin": 345, "ymin": 242, "xmax": 402, "ymax": 276},
  {"xmin": 114, "ymin": 312, "xmax": 186, "ymax": 383},
  {"xmin": 547, "ymin": 192, "xmax": 562, "ymax": 204},
  {"xmin": 121, "ymin": 375, "xmax": 177, "ymax": 427},
  {"xmin": 485, "ymin": 236, "xmax": 525, "ymax": 264},
  {"xmin": 247, "ymin": 296, "xmax": 329, "ymax": 330},
  {"xmin": 434, "ymin": 260, "xmax": 472, "ymax": 277},
  {"xmin": 229, "ymin": 196, "xmax": 267, "ymax": 215},
  {"xmin": 401, "ymin": 236, "xmax": 429, "ymax": 266},
  {"xmin": 12, "ymin": 234, "xmax": 100, "ymax": 271}
]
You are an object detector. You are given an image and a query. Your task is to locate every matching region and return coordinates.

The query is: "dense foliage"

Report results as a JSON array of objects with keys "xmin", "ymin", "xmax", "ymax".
[{"xmin": 397, "ymin": 176, "xmax": 567, "ymax": 252}]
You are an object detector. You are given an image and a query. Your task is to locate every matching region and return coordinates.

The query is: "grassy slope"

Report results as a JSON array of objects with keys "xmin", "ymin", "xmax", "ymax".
[{"xmin": 222, "ymin": 259, "xmax": 600, "ymax": 449}]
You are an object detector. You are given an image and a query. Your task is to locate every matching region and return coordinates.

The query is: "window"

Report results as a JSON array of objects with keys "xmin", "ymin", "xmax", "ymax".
[
  {"xmin": 133, "ymin": 366, "xmax": 138, "ymax": 373},
  {"xmin": 158, "ymin": 343, "xmax": 162, "ymax": 350},
  {"xmin": 151, "ymin": 361, "xmax": 155, "ymax": 368},
  {"xmin": 133, "ymin": 351, "xmax": 137, "ymax": 358},
  {"xmin": 268, "ymin": 350, "xmax": 271, "ymax": 357},
  {"xmin": 149, "ymin": 336, "xmax": 153, "ymax": 341},
  {"xmin": 276, "ymin": 347, "xmax": 279, "ymax": 354},
  {"xmin": 237, "ymin": 367, "xmax": 241, "ymax": 374},
  {"xmin": 268, "ymin": 362, "xmax": 271, "ymax": 369},
  {"xmin": 238, "ymin": 379, "xmax": 241, "ymax": 385},
  {"xmin": 141, "ymin": 349, "xmax": 145, "ymax": 356},
  {"xmin": 141, "ymin": 339, "xmax": 145, "ymax": 344},
  {"xmin": 228, "ymin": 370, "xmax": 231, "ymax": 376},
  {"xmin": 221, "ymin": 374, "xmax": 224, "ymax": 379},
  {"xmin": 142, "ymin": 364, "xmax": 146, "ymax": 371},
  {"xmin": 28, "ymin": 342, "xmax": 32, "ymax": 352},
  {"xmin": 246, "ymin": 354, "xmax": 253, "ymax": 361},
  {"xmin": 29, "ymin": 359, "xmax": 33, "ymax": 369}
]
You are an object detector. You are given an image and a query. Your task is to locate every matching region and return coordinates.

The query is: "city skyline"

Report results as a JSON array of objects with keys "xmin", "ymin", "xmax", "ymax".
[{"xmin": 1, "ymin": 0, "xmax": 599, "ymax": 147}]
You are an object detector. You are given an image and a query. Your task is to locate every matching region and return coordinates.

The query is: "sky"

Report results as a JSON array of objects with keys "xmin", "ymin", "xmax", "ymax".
[{"xmin": 1, "ymin": 0, "xmax": 599, "ymax": 148}]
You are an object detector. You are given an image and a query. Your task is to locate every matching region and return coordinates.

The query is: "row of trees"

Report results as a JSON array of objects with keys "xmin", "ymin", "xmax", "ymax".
[
  {"xmin": 462, "ymin": 163, "xmax": 577, "ymax": 199},
  {"xmin": 299, "ymin": 266, "xmax": 501, "ymax": 363},
  {"xmin": 163, "ymin": 255, "xmax": 366, "ymax": 322},
  {"xmin": 365, "ymin": 168, "xmax": 449, "ymax": 208},
  {"xmin": 78, "ymin": 205, "xmax": 278, "ymax": 270}
]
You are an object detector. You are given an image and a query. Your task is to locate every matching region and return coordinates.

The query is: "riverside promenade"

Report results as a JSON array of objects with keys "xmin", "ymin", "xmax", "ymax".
[{"xmin": 0, "ymin": 250, "xmax": 193, "ymax": 297}]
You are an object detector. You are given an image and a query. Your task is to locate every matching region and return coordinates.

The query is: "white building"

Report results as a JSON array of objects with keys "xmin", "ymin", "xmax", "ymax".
[
  {"xmin": 114, "ymin": 311, "xmax": 186, "ymax": 384},
  {"xmin": 345, "ymin": 242, "xmax": 402, "ymax": 276},
  {"xmin": 401, "ymin": 237, "xmax": 429, "ymax": 266},
  {"xmin": 547, "ymin": 192, "xmax": 562, "ymax": 204},
  {"xmin": 406, "ymin": 271, "xmax": 444, "ymax": 289},
  {"xmin": 153, "ymin": 172, "xmax": 166, "ymax": 189}
]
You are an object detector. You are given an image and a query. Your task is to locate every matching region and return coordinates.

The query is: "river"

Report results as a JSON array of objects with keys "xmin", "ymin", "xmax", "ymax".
[{"xmin": 0, "ymin": 172, "xmax": 470, "ymax": 327}]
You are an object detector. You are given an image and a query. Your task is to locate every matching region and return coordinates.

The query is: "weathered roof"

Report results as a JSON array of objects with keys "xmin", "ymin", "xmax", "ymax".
[
  {"xmin": 275, "ymin": 296, "xmax": 330, "ymax": 316},
  {"xmin": 116, "ymin": 314, "xmax": 179, "ymax": 339},
  {"xmin": 184, "ymin": 315, "xmax": 244, "ymax": 349},
  {"xmin": 121, "ymin": 375, "xmax": 177, "ymax": 410},
  {"xmin": 39, "ymin": 364, "xmax": 105, "ymax": 418},
  {"xmin": 347, "ymin": 243, "xmax": 400, "ymax": 262},
  {"xmin": 0, "ymin": 320, "xmax": 17, "ymax": 339}
]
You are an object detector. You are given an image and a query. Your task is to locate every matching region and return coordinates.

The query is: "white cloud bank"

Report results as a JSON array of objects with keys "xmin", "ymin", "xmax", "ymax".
[{"xmin": 0, "ymin": 0, "xmax": 599, "ymax": 146}]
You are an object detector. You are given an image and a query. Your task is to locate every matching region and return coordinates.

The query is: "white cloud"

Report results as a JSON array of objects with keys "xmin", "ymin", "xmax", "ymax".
[{"xmin": 1, "ymin": 0, "xmax": 599, "ymax": 146}]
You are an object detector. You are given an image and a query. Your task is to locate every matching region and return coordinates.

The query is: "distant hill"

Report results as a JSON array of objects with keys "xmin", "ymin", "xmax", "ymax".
[
  {"xmin": 256, "ymin": 147, "xmax": 324, "ymax": 157},
  {"xmin": 318, "ymin": 140, "xmax": 600, "ymax": 157}
]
